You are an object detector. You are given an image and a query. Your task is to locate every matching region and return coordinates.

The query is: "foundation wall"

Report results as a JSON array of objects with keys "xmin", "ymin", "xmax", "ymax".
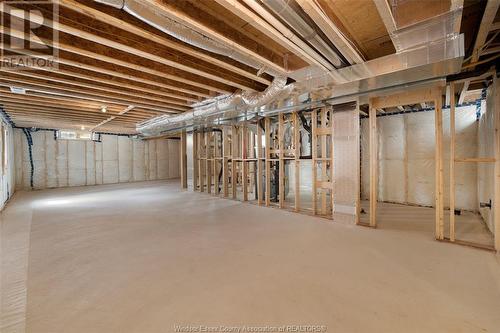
[
  {"xmin": 478, "ymin": 89, "xmax": 496, "ymax": 233},
  {"xmin": 361, "ymin": 105, "xmax": 479, "ymax": 211},
  {"xmin": 14, "ymin": 129, "xmax": 180, "ymax": 190},
  {"xmin": 0, "ymin": 119, "xmax": 15, "ymax": 210}
]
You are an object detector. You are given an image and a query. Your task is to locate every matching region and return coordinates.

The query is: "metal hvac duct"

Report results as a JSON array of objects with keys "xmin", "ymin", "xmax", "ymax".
[
  {"xmin": 137, "ymin": 9, "xmax": 465, "ymax": 136},
  {"xmin": 115, "ymin": 2, "xmax": 463, "ymax": 136},
  {"xmin": 137, "ymin": 76, "xmax": 293, "ymax": 136},
  {"xmin": 94, "ymin": 0, "xmax": 284, "ymax": 76},
  {"xmin": 260, "ymin": 0, "xmax": 349, "ymax": 69}
]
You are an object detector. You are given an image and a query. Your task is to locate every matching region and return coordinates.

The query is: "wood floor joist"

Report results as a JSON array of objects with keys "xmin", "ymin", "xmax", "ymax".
[
  {"xmin": 2, "ymin": 104, "xmax": 149, "ymax": 122},
  {"xmin": 0, "ymin": 78, "xmax": 180, "ymax": 114},
  {"xmin": 4, "ymin": 7, "xmax": 266, "ymax": 92},
  {"xmin": 0, "ymin": 71, "xmax": 189, "ymax": 111},
  {"xmin": 0, "ymin": 90, "xmax": 161, "ymax": 117},
  {"xmin": 1, "ymin": 47, "xmax": 211, "ymax": 101},
  {"xmin": 1, "ymin": 29, "xmax": 231, "ymax": 96},
  {"xmin": 58, "ymin": 0, "xmax": 272, "ymax": 86},
  {"xmin": 139, "ymin": 0, "xmax": 290, "ymax": 75},
  {"xmin": 1, "ymin": 68, "xmax": 191, "ymax": 107}
]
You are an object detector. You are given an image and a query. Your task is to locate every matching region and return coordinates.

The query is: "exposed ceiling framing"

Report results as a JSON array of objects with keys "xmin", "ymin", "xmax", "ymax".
[{"xmin": 0, "ymin": 0, "xmax": 497, "ymax": 134}]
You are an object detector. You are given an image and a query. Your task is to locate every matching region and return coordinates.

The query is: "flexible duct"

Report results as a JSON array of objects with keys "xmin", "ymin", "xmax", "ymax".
[
  {"xmin": 104, "ymin": 1, "xmax": 463, "ymax": 136},
  {"xmin": 137, "ymin": 76, "xmax": 293, "ymax": 136},
  {"xmin": 94, "ymin": 0, "xmax": 283, "ymax": 76}
]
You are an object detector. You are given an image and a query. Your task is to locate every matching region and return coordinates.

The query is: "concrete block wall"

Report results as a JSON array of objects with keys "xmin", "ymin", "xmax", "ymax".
[{"xmin": 14, "ymin": 129, "xmax": 180, "ymax": 190}]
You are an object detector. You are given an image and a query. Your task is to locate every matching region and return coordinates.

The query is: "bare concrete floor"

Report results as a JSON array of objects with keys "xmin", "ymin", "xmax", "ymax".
[
  {"xmin": 1, "ymin": 181, "xmax": 500, "ymax": 333},
  {"xmin": 359, "ymin": 201, "xmax": 495, "ymax": 247}
]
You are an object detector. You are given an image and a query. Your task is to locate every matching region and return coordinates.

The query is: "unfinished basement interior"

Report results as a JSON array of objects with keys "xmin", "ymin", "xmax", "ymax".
[{"xmin": 1, "ymin": 0, "xmax": 500, "ymax": 332}]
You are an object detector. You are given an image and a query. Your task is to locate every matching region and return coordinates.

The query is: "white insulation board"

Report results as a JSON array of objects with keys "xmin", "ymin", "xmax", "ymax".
[
  {"xmin": 14, "ymin": 130, "xmax": 180, "ymax": 190},
  {"xmin": 0, "ymin": 121, "xmax": 16, "ymax": 210},
  {"xmin": 361, "ymin": 105, "xmax": 484, "ymax": 213},
  {"xmin": 478, "ymin": 88, "xmax": 496, "ymax": 234}
]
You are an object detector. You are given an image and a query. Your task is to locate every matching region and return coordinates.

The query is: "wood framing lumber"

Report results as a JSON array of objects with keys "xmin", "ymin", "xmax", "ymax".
[
  {"xmin": 449, "ymin": 84, "xmax": 456, "ymax": 241},
  {"xmin": 369, "ymin": 102, "xmax": 377, "ymax": 227}
]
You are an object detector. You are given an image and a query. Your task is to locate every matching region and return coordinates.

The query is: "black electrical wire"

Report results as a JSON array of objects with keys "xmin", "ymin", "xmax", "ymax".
[{"xmin": 22, "ymin": 128, "xmax": 35, "ymax": 190}]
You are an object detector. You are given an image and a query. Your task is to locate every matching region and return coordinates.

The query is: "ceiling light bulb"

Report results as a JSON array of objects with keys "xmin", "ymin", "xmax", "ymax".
[
  {"xmin": 81, "ymin": 126, "xmax": 85, "ymax": 130},
  {"xmin": 101, "ymin": 106, "xmax": 107, "ymax": 113}
]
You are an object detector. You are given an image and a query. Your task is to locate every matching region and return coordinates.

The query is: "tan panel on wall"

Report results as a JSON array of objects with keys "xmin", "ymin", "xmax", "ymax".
[
  {"xmin": 13, "ymin": 130, "xmax": 180, "ymax": 190},
  {"xmin": 68, "ymin": 140, "xmax": 86, "ymax": 187}
]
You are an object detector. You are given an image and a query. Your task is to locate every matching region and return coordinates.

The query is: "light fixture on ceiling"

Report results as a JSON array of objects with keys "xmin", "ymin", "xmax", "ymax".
[
  {"xmin": 10, "ymin": 87, "xmax": 26, "ymax": 94},
  {"xmin": 101, "ymin": 106, "xmax": 107, "ymax": 113},
  {"xmin": 81, "ymin": 126, "xmax": 85, "ymax": 130}
]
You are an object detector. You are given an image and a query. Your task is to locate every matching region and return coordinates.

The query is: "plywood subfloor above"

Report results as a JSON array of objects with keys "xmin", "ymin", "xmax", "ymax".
[{"xmin": 316, "ymin": 0, "xmax": 395, "ymax": 60}]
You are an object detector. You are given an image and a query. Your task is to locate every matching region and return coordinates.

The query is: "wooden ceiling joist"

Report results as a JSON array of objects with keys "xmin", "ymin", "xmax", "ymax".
[
  {"xmin": 140, "ymin": 0, "xmax": 289, "ymax": 75},
  {"xmin": 89, "ymin": 105, "xmax": 136, "ymax": 131},
  {"xmin": 471, "ymin": 0, "xmax": 500, "ymax": 63},
  {"xmin": 4, "ymin": 8, "xmax": 265, "ymax": 92},
  {"xmin": 5, "ymin": 109, "xmax": 111, "ymax": 122},
  {"xmin": 1, "ymin": 103, "xmax": 148, "ymax": 121},
  {"xmin": 0, "ymin": 0, "xmax": 433, "ymax": 134},
  {"xmin": 1, "ymin": 44, "xmax": 210, "ymax": 100},
  {"xmin": 0, "ymin": 69, "xmax": 190, "ymax": 109},
  {"xmin": 0, "ymin": 83, "xmax": 175, "ymax": 117},
  {"xmin": 0, "ymin": 90, "xmax": 140, "ymax": 112},
  {"xmin": 0, "ymin": 77, "xmax": 181, "ymax": 113},
  {"xmin": 31, "ymin": 65, "xmax": 201, "ymax": 103},
  {"xmin": 1, "ymin": 28, "xmax": 229, "ymax": 96},
  {"xmin": 372, "ymin": 0, "xmax": 397, "ymax": 34},
  {"xmin": 58, "ymin": 0, "xmax": 271, "ymax": 86}
]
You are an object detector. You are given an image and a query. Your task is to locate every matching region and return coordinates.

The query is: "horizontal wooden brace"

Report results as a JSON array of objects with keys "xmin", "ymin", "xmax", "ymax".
[
  {"xmin": 314, "ymin": 127, "xmax": 333, "ymax": 136},
  {"xmin": 315, "ymin": 181, "xmax": 333, "ymax": 189},
  {"xmin": 455, "ymin": 157, "xmax": 496, "ymax": 163}
]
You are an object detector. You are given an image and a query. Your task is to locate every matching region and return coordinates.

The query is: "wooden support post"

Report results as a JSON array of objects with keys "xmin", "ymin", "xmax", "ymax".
[
  {"xmin": 321, "ymin": 108, "xmax": 327, "ymax": 215},
  {"xmin": 449, "ymin": 84, "xmax": 456, "ymax": 241},
  {"xmin": 231, "ymin": 125, "xmax": 237, "ymax": 199},
  {"xmin": 214, "ymin": 131, "xmax": 219, "ymax": 195},
  {"xmin": 356, "ymin": 102, "xmax": 361, "ymax": 225},
  {"xmin": 180, "ymin": 129, "xmax": 188, "ymax": 189},
  {"xmin": 435, "ymin": 94, "xmax": 444, "ymax": 240},
  {"xmin": 222, "ymin": 127, "xmax": 229, "ymax": 197},
  {"xmin": 330, "ymin": 107, "xmax": 335, "ymax": 217},
  {"xmin": 242, "ymin": 124, "xmax": 248, "ymax": 201},
  {"xmin": 265, "ymin": 117, "xmax": 271, "ymax": 206},
  {"xmin": 257, "ymin": 119, "xmax": 263, "ymax": 205},
  {"xmin": 206, "ymin": 132, "xmax": 211, "ymax": 194},
  {"xmin": 312, "ymin": 109, "xmax": 317, "ymax": 215},
  {"xmin": 369, "ymin": 102, "xmax": 377, "ymax": 227},
  {"xmin": 494, "ymin": 75, "xmax": 500, "ymax": 251},
  {"xmin": 198, "ymin": 131, "xmax": 204, "ymax": 192},
  {"xmin": 192, "ymin": 130, "xmax": 198, "ymax": 191},
  {"xmin": 249, "ymin": 130, "xmax": 255, "ymax": 196},
  {"xmin": 293, "ymin": 111, "xmax": 300, "ymax": 212},
  {"xmin": 278, "ymin": 113, "xmax": 285, "ymax": 208}
]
